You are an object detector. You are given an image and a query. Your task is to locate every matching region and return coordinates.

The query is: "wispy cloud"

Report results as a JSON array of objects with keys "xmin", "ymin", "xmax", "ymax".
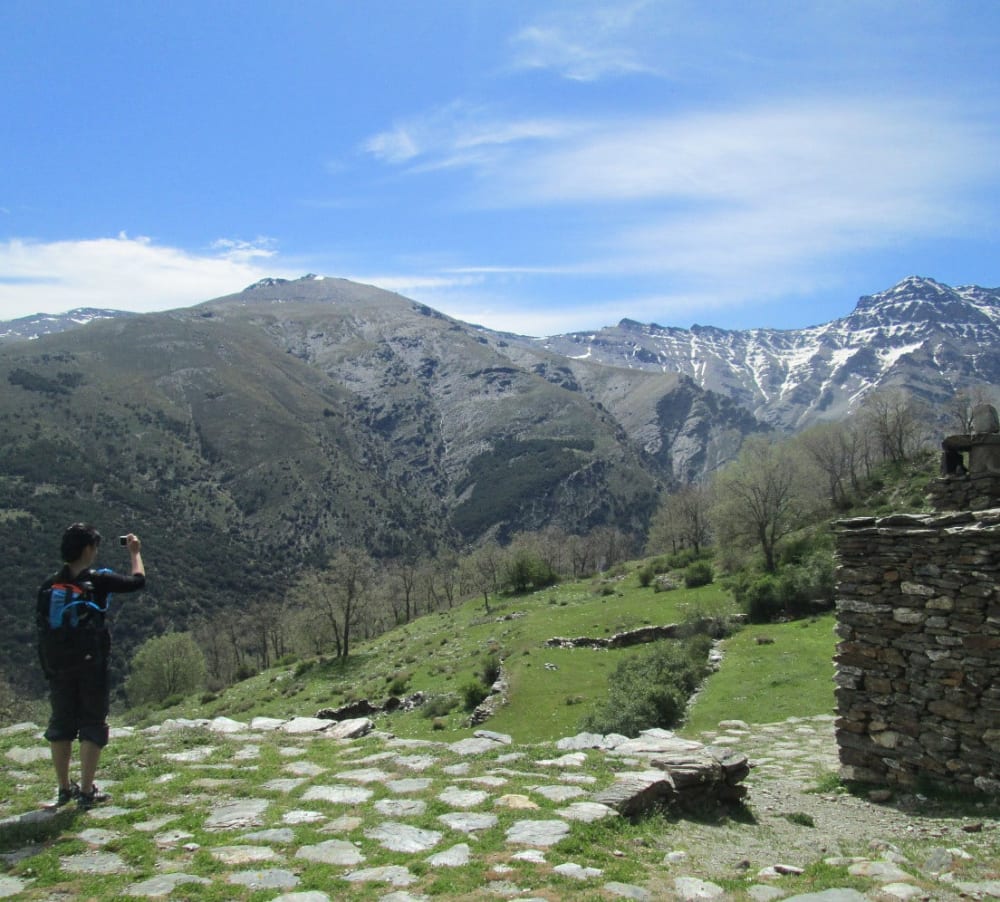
[
  {"xmin": 363, "ymin": 101, "xmax": 582, "ymax": 171},
  {"xmin": 509, "ymin": 0, "xmax": 660, "ymax": 81},
  {"xmin": 359, "ymin": 92, "xmax": 1000, "ymax": 312},
  {"xmin": 0, "ymin": 235, "xmax": 289, "ymax": 319}
]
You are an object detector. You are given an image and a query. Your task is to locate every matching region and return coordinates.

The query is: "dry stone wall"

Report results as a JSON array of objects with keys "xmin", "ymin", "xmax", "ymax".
[{"xmin": 834, "ymin": 505, "xmax": 1000, "ymax": 794}]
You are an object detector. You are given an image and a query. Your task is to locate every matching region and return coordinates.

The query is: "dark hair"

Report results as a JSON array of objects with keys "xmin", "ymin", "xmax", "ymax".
[{"xmin": 61, "ymin": 523, "xmax": 101, "ymax": 562}]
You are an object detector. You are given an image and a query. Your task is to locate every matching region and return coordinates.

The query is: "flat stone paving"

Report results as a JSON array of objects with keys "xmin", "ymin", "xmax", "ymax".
[{"xmin": 0, "ymin": 714, "xmax": 998, "ymax": 900}]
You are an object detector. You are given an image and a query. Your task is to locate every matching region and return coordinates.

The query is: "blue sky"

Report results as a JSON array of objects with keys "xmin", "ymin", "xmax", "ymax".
[{"xmin": 2, "ymin": 1, "xmax": 999, "ymax": 336}]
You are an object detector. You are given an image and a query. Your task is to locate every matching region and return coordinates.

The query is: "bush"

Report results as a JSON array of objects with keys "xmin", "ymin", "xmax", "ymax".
[
  {"xmin": 480, "ymin": 654, "xmax": 502, "ymax": 688},
  {"xmin": 461, "ymin": 679, "xmax": 490, "ymax": 712},
  {"xmin": 125, "ymin": 632, "xmax": 207, "ymax": 707},
  {"xmin": 683, "ymin": 560, "xmax": 713, "ymax": 588},
  {"xmin": 637, "ymin": 565, "xmax": 655, "ymax": 588},
  {"xmin": 420, "ymin": 694, "xmax": 458, "ymax": 719},
  {"xmin": 581, "ymin": 635, "xmax": 713, "ymax": 736},
  {"xmin": 665, "ymin": 548, "xmax": 699, "ymax": 569},
  {"xmin": 387, "ymin": 671, "xmax": 411, "ymax": 695},
  {"xmin": 735, "ymin": 574, "xmax": 783, "ymax": 623},
  {"xmin": 294, "ymin": 660, "xmax": 316, "ymax": 678}
]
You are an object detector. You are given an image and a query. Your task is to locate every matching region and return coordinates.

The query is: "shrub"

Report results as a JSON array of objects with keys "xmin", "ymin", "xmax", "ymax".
[
  {"xmin": 480, "ymin": 654, "xmax": 502, "ymax": 688},
  {"xmin": 420, "ymin": 694, "xmax": 458, "ymax": 719},
  {"xmin": 125, "ymin": 632, "xmax": 207, "ymax": 707},
  {"xmin": 581, "ymin": 635, "xmax": 713, "ymax": 736},
  {"xmin": 736, "ymin": 574, "xmax": 783, "ymax": 623},
  {"xmin": 294, "ymin": 660, "xmax": 316, "ymax": 678},
  {"xmin": 683, "ymin": 560, "xmax": 713, "ymax": 588},
  {"xmin": 637, "ymin": 565, "xmax": 655, "ymax": 588},
  {"xmin": 461, "ymin": 679, "xmax": 489, "ymax": 712},
  {"xmin": 665, "ymin": 548, "xmax": 699, "ymax": 569},
  {"xmin": 387, "ymin": 671, "xmax": 411, "ymax": 696}
]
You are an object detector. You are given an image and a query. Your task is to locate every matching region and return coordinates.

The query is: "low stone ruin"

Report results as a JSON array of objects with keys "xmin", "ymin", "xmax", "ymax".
[
  {"xmin": 545, "ymin": 623, "xmax": 685, "ymax": 649},
  {"xmin": 316, "ymin": 692, "xmax": 427, "ymax": 722}
]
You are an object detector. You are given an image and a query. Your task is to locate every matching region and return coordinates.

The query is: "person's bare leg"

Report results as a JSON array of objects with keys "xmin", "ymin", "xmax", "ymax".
[
  {"xmin": 50, "ymin": 740, "xmax": 73, "ymax": 789},
  {"xmin": 79, "ymin": 740, "xmax": 102, "ymax": 793}
]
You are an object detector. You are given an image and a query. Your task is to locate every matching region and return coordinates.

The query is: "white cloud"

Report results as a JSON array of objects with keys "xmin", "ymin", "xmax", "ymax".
[
  {"xmin": 363, "ymin": 102, "xmax": 584, "ymax": 176},
  {"xmin": 363, "ymin": 93, "xmax": 998, "ymax": 303},
  {"xmin": 509, "ymin": 1, "xmax": 660, "ymax": 81},
  {"xmin": 0, "ymin": 235, "xmax": 291, "ymax": 320},
  {"xmin": 364, "ymin": 127, "xmax": 421, "ymax": 164}
]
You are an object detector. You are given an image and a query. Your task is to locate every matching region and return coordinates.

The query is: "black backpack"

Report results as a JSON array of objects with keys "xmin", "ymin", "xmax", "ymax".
[{"xmin": 37, "ymin": 569, "xmax": 112, "ymax": 676}]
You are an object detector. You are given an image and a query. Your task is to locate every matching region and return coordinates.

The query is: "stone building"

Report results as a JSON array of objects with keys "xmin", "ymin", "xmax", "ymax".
[{"xmin": 833, "ymin": 405, "xmax": 1000, "ymax": 794}]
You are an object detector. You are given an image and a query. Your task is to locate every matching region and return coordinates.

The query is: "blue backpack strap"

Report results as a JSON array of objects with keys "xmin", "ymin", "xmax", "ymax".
[{"xmin": 46, "ymin": 569, "xmax": 111, "ymax": 629}]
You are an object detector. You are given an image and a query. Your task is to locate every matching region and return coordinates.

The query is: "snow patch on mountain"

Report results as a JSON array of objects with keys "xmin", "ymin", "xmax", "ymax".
[{"xmin": 534, "ymin": 277, "xmax": 1000, "ymax": 432}]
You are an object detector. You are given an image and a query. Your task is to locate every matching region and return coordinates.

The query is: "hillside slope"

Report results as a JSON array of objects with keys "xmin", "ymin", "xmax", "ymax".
[{"xmin": 0, "ymin": 277, "xmax": 757, "ymax": 693}]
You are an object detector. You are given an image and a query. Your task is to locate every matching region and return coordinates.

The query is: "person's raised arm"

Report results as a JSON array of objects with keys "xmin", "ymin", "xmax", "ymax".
[{"xmin": 123, "ymin": 534, "xmax": 145, "ymax": 578}]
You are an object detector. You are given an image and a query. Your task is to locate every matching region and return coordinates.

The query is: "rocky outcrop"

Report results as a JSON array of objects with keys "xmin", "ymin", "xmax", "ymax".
[{"xmin": 588, "ymin": 731, "xmax": 750, "ymax": 815}]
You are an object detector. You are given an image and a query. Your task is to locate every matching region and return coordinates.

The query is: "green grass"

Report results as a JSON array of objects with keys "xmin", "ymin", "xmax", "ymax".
[
  {"xmin": 680, "ymin": 613, "xmax": 837, "ymax": 736},
  {"xmin": 145, "ymin": 561, "xmax": 745, "ymax": 743},
  {"xmin": 122, "ymin": 564, "xmax": 839, "ymax": 745},
  {"xmin": 6, "ymin": 565, "xmax": 998, "ymax": 900}
]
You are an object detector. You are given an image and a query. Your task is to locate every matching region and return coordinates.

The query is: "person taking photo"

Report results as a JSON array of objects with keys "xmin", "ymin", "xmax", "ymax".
[{"xmin": 37, "ymin": 523, "xmax": 146, "ymax": 810}]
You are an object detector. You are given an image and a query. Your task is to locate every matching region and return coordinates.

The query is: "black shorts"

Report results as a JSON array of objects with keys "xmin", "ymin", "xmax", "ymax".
[{"xmin": 44, "ymin": 663, "xmax": 111, "ymax": 748}]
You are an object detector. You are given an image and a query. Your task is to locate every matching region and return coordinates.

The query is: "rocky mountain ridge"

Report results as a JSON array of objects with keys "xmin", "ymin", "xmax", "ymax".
[
  {"xmin": 530, "ymin": 276, "xmax": 1000, "ymax": 430},
  {"xmin": 0, "ymin": 308, "xmax": 133, "ymax": 343},
  {"xmin": 6, "ymin": 276, "xmax": 998, "ymax": 435}
]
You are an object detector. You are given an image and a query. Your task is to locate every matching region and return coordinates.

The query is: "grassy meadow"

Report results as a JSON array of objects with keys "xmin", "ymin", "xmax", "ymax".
[{"xmin": 128, "ymin": 558, "xmax": 837, "ymax": 742}]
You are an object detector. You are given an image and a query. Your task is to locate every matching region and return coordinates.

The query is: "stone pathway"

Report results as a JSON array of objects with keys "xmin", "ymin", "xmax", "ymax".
[{"xmin": 0, "ymin": 714, "xmax": 998, "ymax": 899}]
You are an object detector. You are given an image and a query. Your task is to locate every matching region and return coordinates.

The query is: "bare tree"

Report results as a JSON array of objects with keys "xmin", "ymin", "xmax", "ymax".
[
  {"xmin": 324, "ymin": 547, "xmax": 375, "ymax": 659},
  {"xmin": 709, "ymin": 435, "xmax": 819, "ymax": 572},
  {"xmin": 796, "ymin": 421, "xmax": 858, "ymax": 508},
  {"xmin": 646, "ymin": 484, "xmax": 711, "ymax": 555},
  {"xmin": 192, "ymin": 614, "xmax": 235, "ymax": 686},
  {"xmin": 419, "ymin": 552, "xmax": 459, "ymax": 612},
  {"xmin": 860, "ymin": 389, "xmax": 928, "ymax": 464},
  {"xmin": 463, "ymin": 541, "xmax": 506, "ymax": 614},
  {"xmin": 290, "ymin": 569, "xmax": 343, "ymax": 658},
  {"xmin": 947, "ymin": 386, "xmax": 996, "ymax": 434},
  {"xmin": 386, "ymin": 558, "xmax": 420, "ymax": 624},
  {"xmin": 586, "ymin": 527, "xmax": 634, "ymax": 573}
]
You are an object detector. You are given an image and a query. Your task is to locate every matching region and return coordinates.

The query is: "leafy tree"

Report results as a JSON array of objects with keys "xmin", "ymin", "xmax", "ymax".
[
  {"xmin": 504, "ymin": 534, "xmax": 558, "ymax": 593},
  {"xmin": 125, "ymin": 632, "xmax": 207, "ymax": 706}
]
